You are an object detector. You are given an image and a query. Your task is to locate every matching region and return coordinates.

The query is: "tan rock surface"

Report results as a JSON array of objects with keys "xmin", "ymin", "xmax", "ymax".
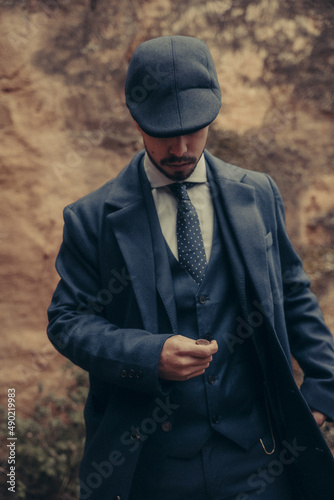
[{"xmin": 0, "ymin": 0, "xmax": 333, "ymax": 423}]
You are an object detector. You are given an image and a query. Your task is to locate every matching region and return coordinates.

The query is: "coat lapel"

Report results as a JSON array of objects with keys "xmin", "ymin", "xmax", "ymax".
[
  {"xmin": 205, "ymin": 152, "xmax": 274, "ymax": 323},
  {"xmin": 138, "ymin": 164, "xmax": 178, "ymax": 333},
  {"xmin": 105, "ymin": 152, "xmax": 177, "ymax": 333},
  {"xmin": 105, "ymin": 153, "xmax": 159, "ymax": 332}
]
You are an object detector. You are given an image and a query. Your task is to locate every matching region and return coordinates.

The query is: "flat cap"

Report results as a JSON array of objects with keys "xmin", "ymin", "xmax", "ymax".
[{"xmin": 125, "ymin": 36, "xmax": 221, "ymax": 138}]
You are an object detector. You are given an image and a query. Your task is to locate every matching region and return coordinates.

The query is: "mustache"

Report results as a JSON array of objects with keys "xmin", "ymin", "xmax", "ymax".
[{"xmin": 161, "ymin": 155, "xmax": 197, "ymax": 166}]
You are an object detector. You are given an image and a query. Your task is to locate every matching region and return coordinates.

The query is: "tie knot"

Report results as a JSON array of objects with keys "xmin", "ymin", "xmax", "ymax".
[{"xmin": 169, "ymin": 182, "xmax": 195, "ymax": 201}]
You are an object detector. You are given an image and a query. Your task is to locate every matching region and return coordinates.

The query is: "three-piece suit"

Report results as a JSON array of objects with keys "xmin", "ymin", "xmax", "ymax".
[{"xmin": 47, "ymin": 150, "xmax": 334, "ymax": 500}]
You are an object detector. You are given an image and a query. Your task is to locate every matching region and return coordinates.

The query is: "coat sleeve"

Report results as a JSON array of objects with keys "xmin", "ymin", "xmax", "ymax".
[
  {"xmin": 268, "ymin": 176, "xmax": 334, "ymax": 420},
  {"xmin": 47, "ymin": 205, "xmax": 173, "ymax": 396}
]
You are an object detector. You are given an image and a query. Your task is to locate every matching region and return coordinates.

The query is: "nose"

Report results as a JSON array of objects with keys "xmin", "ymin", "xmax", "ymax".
[{"xmin": 168, "ymin": 136, "xmax": 188, "ymax": 157}]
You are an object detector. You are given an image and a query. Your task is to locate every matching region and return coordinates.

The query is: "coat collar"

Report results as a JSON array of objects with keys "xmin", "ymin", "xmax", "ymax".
[
  {"xmin": 105, "ymin": 151, "xmax": 146, "ymax": 209},
  {"xmin": 104, "ymin": 149, "xmax": 246, "ymax": 209}
]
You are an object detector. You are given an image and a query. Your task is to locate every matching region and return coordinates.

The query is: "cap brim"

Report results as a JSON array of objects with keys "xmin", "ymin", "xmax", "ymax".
[{"xmin": 131, "ymin": 88, "xmax": 221, "ymax": 138}]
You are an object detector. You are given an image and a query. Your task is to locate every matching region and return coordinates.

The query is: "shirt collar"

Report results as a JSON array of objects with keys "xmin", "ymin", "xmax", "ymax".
[{"xmin": 143, "ymin": 152, "xmax": 207, "ymax": 188}]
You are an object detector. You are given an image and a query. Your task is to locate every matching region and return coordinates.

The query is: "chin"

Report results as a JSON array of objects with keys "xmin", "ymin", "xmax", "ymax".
[
  {"xmin": 162, "ymin": 165, "xmax": 197, "ymax": 181},
  {"xmin": 169, "ymin": 171, "xmax": 193, "ymax": 181}
]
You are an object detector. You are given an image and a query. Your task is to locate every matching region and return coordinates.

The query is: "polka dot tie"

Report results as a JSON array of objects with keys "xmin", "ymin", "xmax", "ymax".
[{"xmin": 169, "ymin": 182, "xmax": 207, "ymax": 285}]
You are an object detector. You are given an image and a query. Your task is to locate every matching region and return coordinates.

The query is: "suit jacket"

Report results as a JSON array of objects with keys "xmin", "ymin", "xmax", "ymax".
[{"xmin": 47, "ymin": 149, "xmax": 334, "ymax": 500}]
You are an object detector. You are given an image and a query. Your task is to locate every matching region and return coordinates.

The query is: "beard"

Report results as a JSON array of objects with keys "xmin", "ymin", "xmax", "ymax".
[{"xmin": 145, "ymin": 147, "xmax": 201, "ymax": 181}]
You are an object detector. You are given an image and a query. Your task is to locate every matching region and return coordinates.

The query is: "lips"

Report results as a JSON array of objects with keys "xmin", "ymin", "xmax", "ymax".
[
  {"xmin": 161, "ymin": 155, "xmax": 197, "ymax": 167},
  {"xmin": 166, "ymin": 162, "xmax": 193, "ymax": 168}
]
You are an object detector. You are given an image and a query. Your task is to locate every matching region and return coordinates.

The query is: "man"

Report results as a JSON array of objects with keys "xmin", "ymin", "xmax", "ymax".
[{"xmin": 47, "ymin": 36, "xmax": 334, "ymax": 500}]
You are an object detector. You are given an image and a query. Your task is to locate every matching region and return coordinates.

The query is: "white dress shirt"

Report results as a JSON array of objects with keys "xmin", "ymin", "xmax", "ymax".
[{"xmin": 143, "ymin": 153, "xmax": 214, "ymax": 262}]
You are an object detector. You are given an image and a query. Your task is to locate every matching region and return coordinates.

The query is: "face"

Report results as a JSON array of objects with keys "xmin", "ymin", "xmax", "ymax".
[{"xmin": 136, "ymin": 124, "xmax": 209, "ymax": 181}]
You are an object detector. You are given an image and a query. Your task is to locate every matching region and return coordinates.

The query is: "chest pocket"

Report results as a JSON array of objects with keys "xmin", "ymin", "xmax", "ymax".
[{"xmin": 265, "ymin": 231, "xmax": 273, "ymax": 249}]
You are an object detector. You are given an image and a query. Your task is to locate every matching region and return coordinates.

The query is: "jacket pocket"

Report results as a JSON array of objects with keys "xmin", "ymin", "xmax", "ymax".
[{"xmin": 265, "ymin": 231, "xmax": 273, "ymax": 249}]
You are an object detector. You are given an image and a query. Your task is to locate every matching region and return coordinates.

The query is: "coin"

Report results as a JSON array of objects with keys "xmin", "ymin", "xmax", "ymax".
[{"xmin": 195, "ymin": 339, "xmax": 211, "ymax": 345}]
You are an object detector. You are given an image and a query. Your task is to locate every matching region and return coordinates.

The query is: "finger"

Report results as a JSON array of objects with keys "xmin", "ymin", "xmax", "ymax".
[
  {"xmin": 186, "ymin": 342, "xmax": 218, "ymax": 358},
  {"xmin": 177, "ymin": 353, "xmax": 213, "ymax": 366},
  {"xmin": 177, "ymin": 339, "xmax": 218, "ymax": 353},
  {"xmin": 183, "ymin": 365, "xmax": 210, "ymax": 380},
  {"xmin": 159, "ymin": 356, "xmax": 211, "ymax": 381},
  {"xmin": 173, "ymin": 336, "xmax": 219, "ymax": 355},
  {"xmin": 176, "ymin": 335, "xmax": 199, "ymax": 344},
  {"xmin": 179, "ymin": 358, "xmax": 211, "ymax": 375}
]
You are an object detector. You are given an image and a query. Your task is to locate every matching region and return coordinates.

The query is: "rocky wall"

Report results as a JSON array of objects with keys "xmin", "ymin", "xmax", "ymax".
[{"xmin": 0, "ymin": 0, "xmax": 333, "ymax": 414}]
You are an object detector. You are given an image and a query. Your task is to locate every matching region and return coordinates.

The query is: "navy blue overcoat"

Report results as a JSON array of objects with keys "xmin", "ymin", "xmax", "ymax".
[{"xmin": 48, "ymin": 150, "xmax": 334, "ymax": 500}]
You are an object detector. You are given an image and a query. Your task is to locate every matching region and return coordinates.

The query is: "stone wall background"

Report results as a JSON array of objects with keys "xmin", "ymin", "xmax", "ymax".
[{"xmin": 0, "ymin": 0, "xmax": 333, "ymax": 414}]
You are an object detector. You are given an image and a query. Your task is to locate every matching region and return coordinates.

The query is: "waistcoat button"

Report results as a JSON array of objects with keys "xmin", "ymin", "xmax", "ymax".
[
  {"xmin": 199, "ymin": 295, "xmax": 208, "ymax": 304},
  {"xmin": 212, "ymin": 415, "xmax": 219, "ymax": 424},
  {"xmin": 208, "ymin": 375, "xmax": 216, "ymax": 385}
]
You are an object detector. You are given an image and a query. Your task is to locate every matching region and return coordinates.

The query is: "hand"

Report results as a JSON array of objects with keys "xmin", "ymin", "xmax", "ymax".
[
  {"xmin": 312, "ymin": 410, "xmax": 327, "ymax": 428},
  {"xmin": 158, "ymin": 335, "xmax": 218, "ymax": 381}
]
